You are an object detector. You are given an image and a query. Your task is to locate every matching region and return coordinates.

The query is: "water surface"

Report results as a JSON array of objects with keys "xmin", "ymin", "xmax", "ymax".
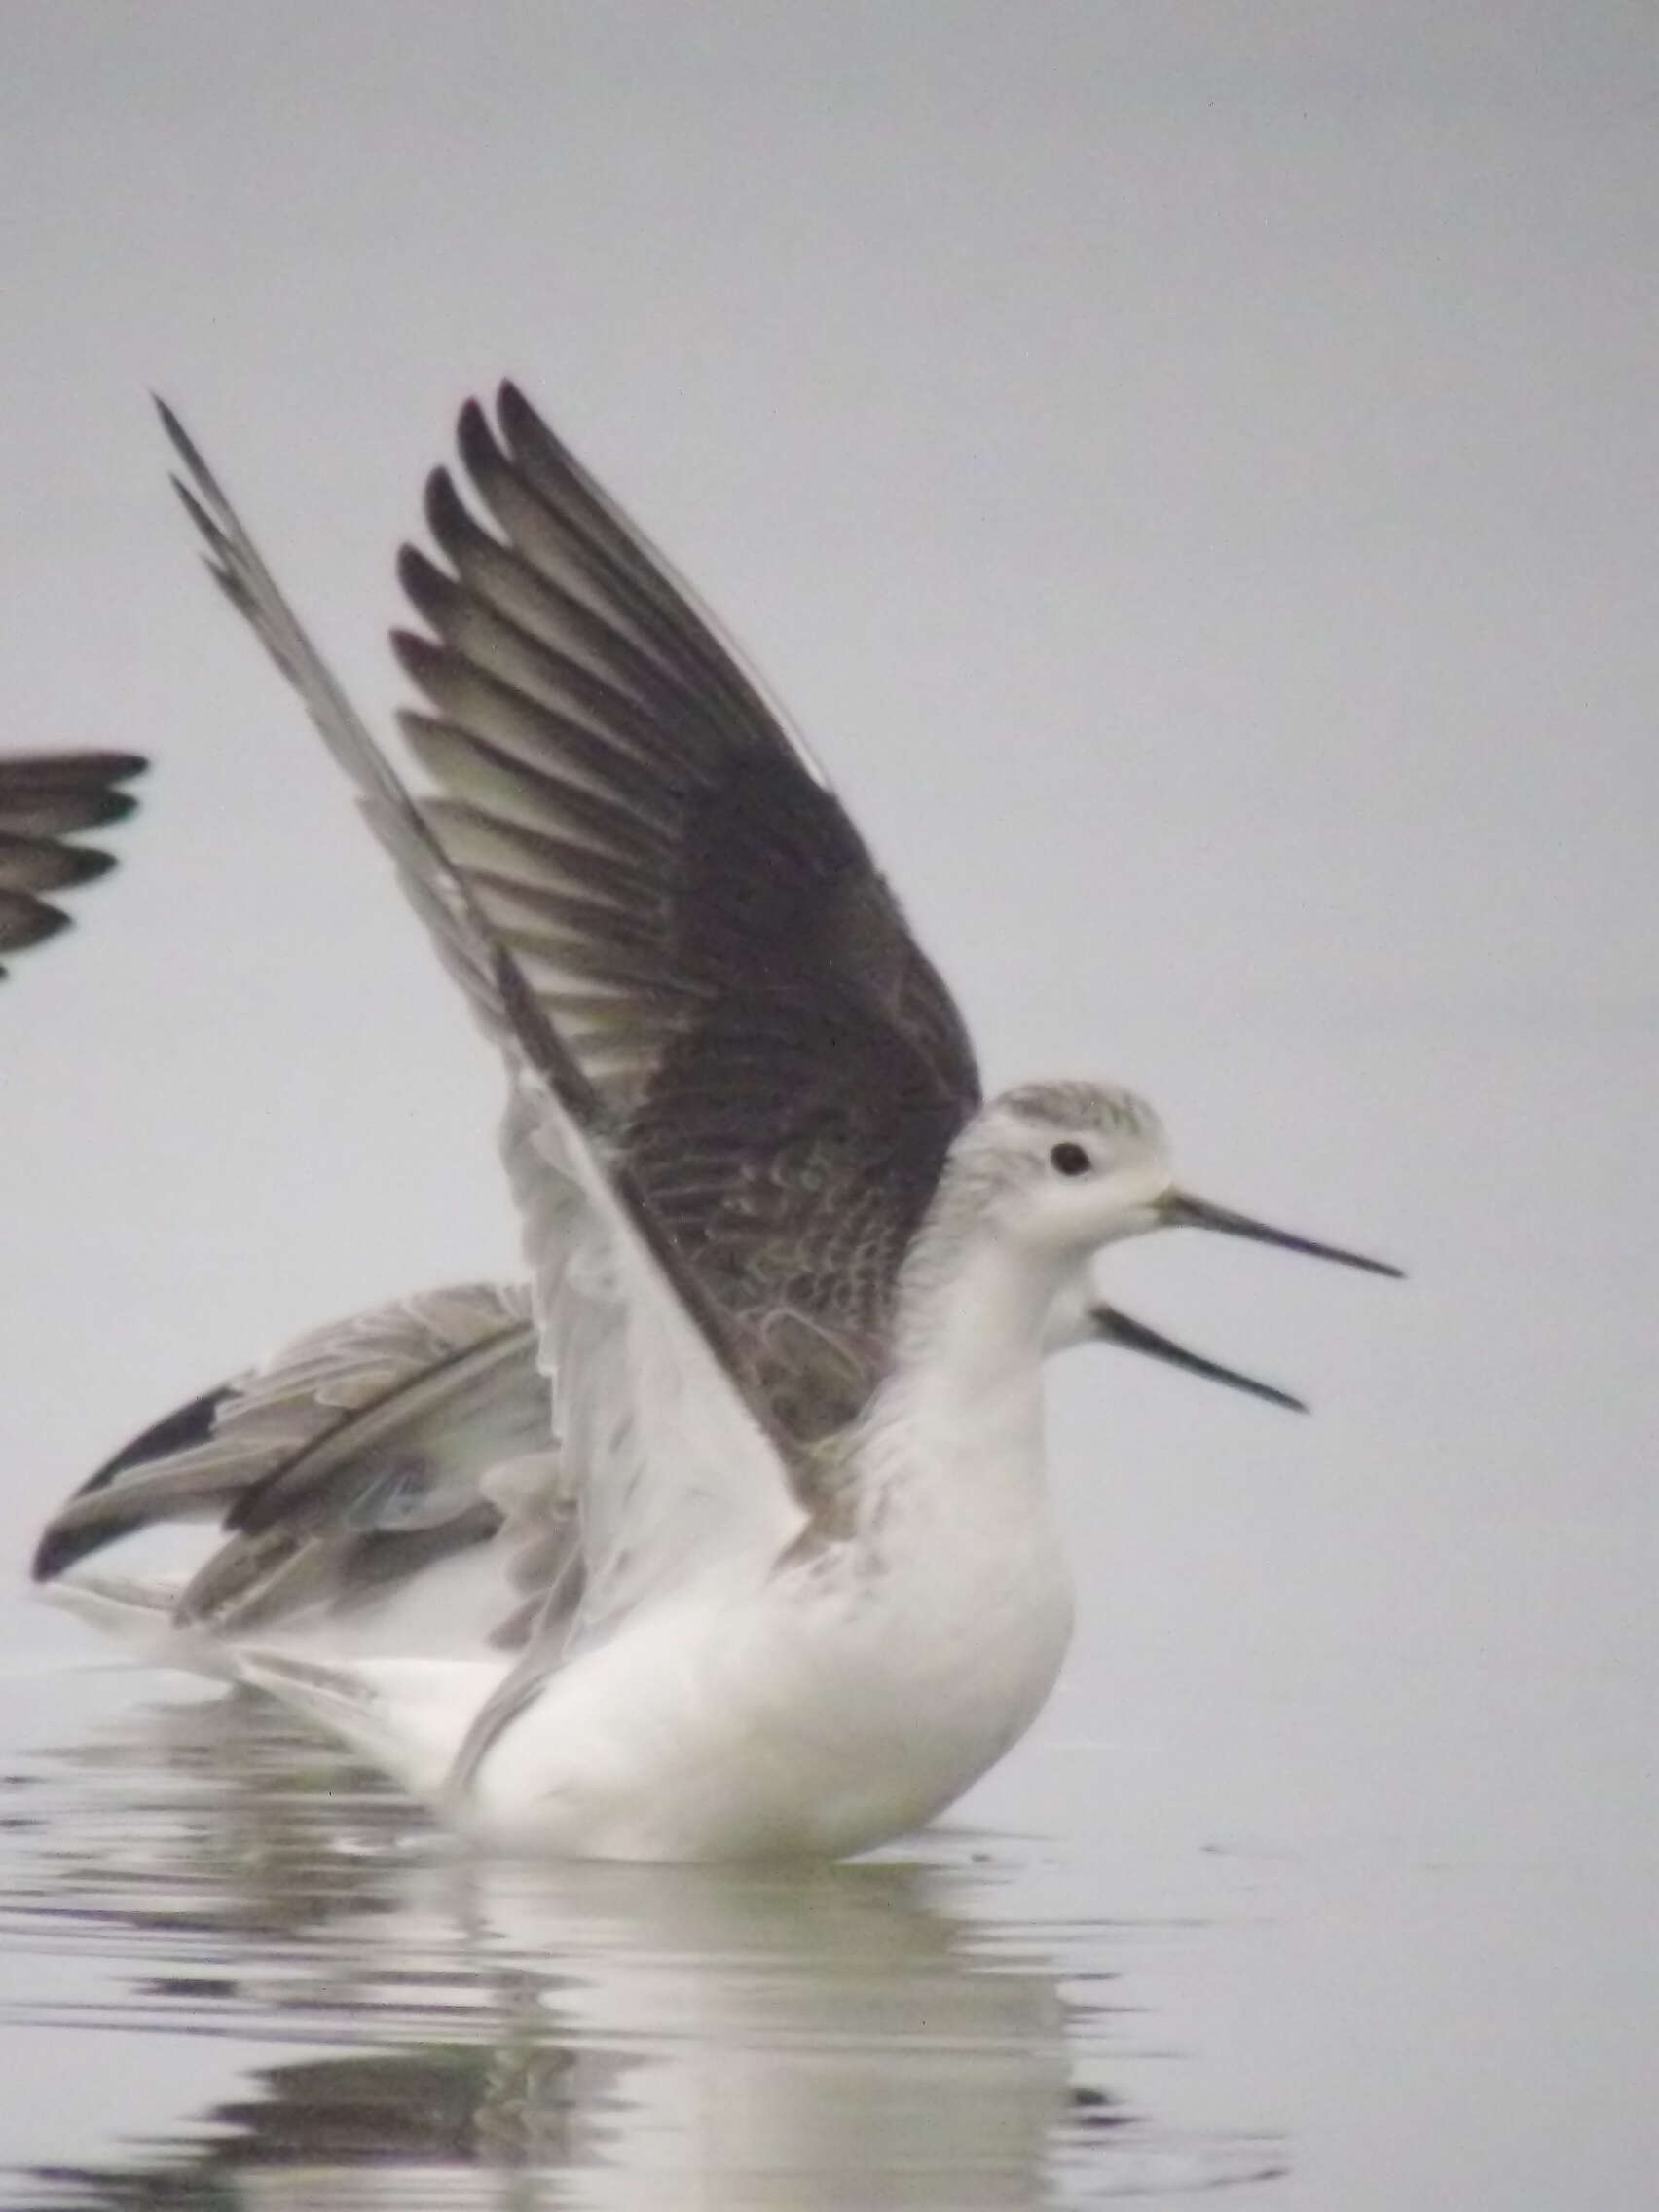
[{"xmin": 0, "ymin": 1672, "xmax": 1289, "ymax": 2208}]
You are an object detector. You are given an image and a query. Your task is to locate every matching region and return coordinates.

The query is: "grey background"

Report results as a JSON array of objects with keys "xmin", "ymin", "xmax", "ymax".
[{"xmin": 0, "ymin": 6, "xmax": 1654, "ymax": 2201}]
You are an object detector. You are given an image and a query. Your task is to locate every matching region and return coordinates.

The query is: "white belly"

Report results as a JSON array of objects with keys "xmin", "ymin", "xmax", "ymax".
[{"xmin": 463, "ymin": 1504, "xmax": 1075, "ymax": 1862}]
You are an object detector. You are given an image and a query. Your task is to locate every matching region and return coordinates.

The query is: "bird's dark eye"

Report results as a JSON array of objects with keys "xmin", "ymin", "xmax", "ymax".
[{"xmin": 1050, "ymin": 1141, "xmax": 1092, "ymax": 1177}]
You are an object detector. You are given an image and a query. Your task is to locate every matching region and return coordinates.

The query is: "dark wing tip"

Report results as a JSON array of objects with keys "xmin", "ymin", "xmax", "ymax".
[
  {"xmin": 170, "ymin": 474, "xmax": 228, "ymax": 563},
  {"xmin": 30, "ymin": 1517, "xmax": 117, "ymax": 1583},
  {"xmin": 1, "ymin": 751, "xmax": 149, "ymax": 788},
  {"xmin": 0, "ymin": 752, "xmax": 147, "ymax": 975},
  {"xmin": 397, "ymin": 542, "xmax": 455, "ymax": 624},
  {"xmin": 49, "ymin": 844, "xmax": 120, "ymax": 887},
  {"xmin": 87, "ymin": 786, "xmax": 140, "ymax": 828},
  {"xmin": 390, "ymin": 627, "xmax": 444, "ymax": 686},
  {"xmin": 495, "ymin": 380, "xmax": 560, "ymax": 461},
  {"xmin": 0, "ymin": 784, "xmax": 139, "ymax": 834},
  {"xmin": 495, "ymin": 380, "xmax": 544, "ymax": 441},
  {"xmin": 424, "ymin": 463, "xmax": 472, "ymax": 547},
  {"xmin": 154, "ymin": 396, "xmax": 217, "ymax": 497},
  {"xmin": 0, "ymin": 751, "xmax": 148, "ymax": 792},
  {"xmin": 0, "ymin": 895, "xmax": 71, "ymax": 957},
  {"xmin": 456, "ymin": 396, "xmax": 501, "ymax": 475},
  {"xmin": 32, "ymin": 1382, "xmax": 235, "ymax": 1583}
]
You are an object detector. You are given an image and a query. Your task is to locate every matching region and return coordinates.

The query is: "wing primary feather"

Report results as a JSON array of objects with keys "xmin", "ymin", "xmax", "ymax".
[
  {"xmin": 392, "ymin": 633, "xmax": 695, "ymax": 829},
  {"xmin": 418, "ymin": 798, "xmax": 650, "ymax": 920},
  {"xmin": 0, "ymin": 750, "xmax": 146, "ymax": 788},
  {"xmin": 397, "ymin": 387, "xmax": 986, "ymax": 1447},
  {"xmin": 398, "ymin": 546, "xmax": 708, "ymax": 777},
  {"xmin": 421, "ymin": 469, "xmax": 736, "ymax": 760},
  {"xmin": 155, "ymin": 401, "xmax": 775, "ymax": 1434},
  {"xmin": 399, "ymin": 713, "xmax": 664, "ymax": 866},
  {"xmin": 493, "ymin": 382, "xmax": 794, "ymax": 742},
  {"xmin": 0, "ymin": 750, "xmax": 146, "ymax": 975},
  {"xmin": 0, "ymin": 836, "xmax": 117, "ymax": 895}
]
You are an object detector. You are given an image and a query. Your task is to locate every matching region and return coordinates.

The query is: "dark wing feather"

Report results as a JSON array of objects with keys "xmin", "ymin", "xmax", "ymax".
[
  {"xmin": 0, "ymin": 751, "xmax": 145, "ymax": 976},
  {"xmin": 158, "ymin": 399, "xmax": 764, "ymax": 1430},
  {"xmin": 400, "ymin": 387, "xmax": 979, "ymax": 1437}
]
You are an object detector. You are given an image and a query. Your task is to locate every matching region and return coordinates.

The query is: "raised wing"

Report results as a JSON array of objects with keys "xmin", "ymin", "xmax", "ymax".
[
  {"xmin": 395, "ymin": 387, "xmax": 980, "ymax": 1441},
  {"xmin": 0, "ymin": 750, "xmax": 145, "ymax": 977},
  {"xmin": 157, "ymin": 400, "xmax": 805, "ymax": 1658}
]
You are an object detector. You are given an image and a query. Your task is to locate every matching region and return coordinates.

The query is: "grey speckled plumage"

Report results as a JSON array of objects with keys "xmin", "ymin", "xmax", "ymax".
[{"xmin": 0, "ymin": 750, "xmax": 145, "ymax": 976}]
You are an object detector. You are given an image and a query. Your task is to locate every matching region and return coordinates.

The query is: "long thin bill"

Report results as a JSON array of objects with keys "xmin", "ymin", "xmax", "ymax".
[
  {"xmin": 1160, "ymin": 1191, "xmax": 1404, "ymax": 1278},
  {"xmin": 1089, "ymin": 1304, "xmax": 1307, "ymax": 1413}
]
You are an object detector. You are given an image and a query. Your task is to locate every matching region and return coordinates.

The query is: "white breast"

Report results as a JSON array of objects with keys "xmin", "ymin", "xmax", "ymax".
[{"xmin": 461, "ymin": 1358, "xmax": 1074, "ymax": 1861}]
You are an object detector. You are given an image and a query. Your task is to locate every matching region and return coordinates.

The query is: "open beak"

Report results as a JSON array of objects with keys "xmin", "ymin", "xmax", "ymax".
[
  {"xmin": 1089, "ymin": 1304, "xmax": 1307, "ymax": 1413},
  {"xmin": 1157, "ymin": 1191, "xmax": 1404, "ymax": 1279}
]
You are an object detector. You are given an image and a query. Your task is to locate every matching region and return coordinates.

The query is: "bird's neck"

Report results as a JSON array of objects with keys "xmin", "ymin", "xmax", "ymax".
[
  {"xmin": 894, "ymin": 1214, "xmax": 1059, "ymax": 1395},
  {"xmin": 863, "ymin": 1216, "xmax": 1065, "ymax": 1520}
]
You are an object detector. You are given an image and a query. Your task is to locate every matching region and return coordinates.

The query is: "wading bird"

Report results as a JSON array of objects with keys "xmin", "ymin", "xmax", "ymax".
[{"xmin": 33, "ymin": 391, "xmax": 1396, "ymax": 1859}]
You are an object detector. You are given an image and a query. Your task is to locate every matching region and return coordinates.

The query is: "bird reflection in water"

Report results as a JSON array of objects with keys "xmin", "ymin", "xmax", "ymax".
[{"xmin": 4, "ymin": 1693, "xmax": 1283, "ymax": 2208}]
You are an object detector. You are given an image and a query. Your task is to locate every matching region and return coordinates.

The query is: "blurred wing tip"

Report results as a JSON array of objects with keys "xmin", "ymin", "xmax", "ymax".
[
  {"xmin": 69, "ymin": 752, "xmax": 148, "ymax": 787},
  {"xmin": 1, "ymin": 903, "xmax": 71, "ymax": 952},
  {"xmin": 64, "ymin": 847, "xmax": 120, "ymax": 885},
  {"xmin": 389, "ymin": 626, "xmax": 434, "ymax": 675},
  {"xmin": 424, "ymin": 464, "xmax": 471, "ymax": 541},
  {"xmin": 86, "ymin": 795, "xmax": 138, "ymax": 831},
  {"xmin": 457, "ymin": 395, "xmax": 496, "ymax": 455},
  {"xmin": 495, "ymin": 380, "xmax": 545, "ymax": 445},
  {"xmin": 170, "ymin": 476, "xmax": 229, "ymax": 562},
  {"xmin": 154, "ymin": 397, "xmax": 216, "ymax": 492}
]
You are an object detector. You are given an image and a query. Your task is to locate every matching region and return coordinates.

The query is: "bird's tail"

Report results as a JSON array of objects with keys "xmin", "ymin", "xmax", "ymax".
[{"xmin": 234, "ymin": 1648, "xmax": 507, "ymax": 1805}]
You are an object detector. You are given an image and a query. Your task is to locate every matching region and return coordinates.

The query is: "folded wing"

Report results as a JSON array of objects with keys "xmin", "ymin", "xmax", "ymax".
[{"xmin": 31, "ymin": 1284, "xmax": 541, "ymax": 1621}]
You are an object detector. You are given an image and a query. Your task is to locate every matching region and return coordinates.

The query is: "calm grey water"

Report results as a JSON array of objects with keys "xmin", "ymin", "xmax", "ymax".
[
  {"xmin": 2, "ymin": 1490, "xmax": 1653, "ymax": 2212},
  {"xmin": 0, "ymin": 1669, "xmax": 1291, "ymax": 2210}
]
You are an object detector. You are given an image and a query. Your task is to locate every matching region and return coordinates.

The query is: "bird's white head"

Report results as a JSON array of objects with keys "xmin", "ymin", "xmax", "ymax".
[
  {"xmin": 950, "ymin": 1081, "xmax": 1177, "ymax": 1258},
  {"xmin": 898, "ymin": 1078, "xmax": 1399, "ymax": 1393},
  {"xmin": 947, "ymin": 1077, "xmax": 1400, "ymax": 1274}
]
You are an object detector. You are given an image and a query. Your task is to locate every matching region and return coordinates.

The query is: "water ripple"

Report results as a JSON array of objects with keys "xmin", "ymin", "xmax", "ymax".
[{"xmin": 0, "ymin": 1688, "xmax": 1284, "ymax": 2208}]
